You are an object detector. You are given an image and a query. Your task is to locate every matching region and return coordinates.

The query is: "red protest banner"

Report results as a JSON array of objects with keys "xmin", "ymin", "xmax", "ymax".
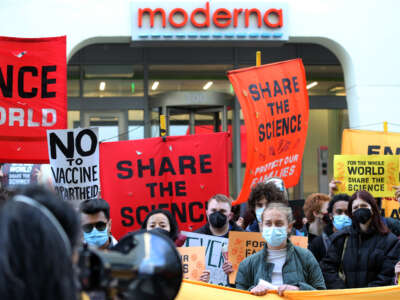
[
  {"xmin": 100, "ymin": 132, "xmax": 229, "ymax": 240},
  {"xmin": 227, "ymin": 59, "xmax": 309, "ymax": 205},
  {"xmin": 0, "ymin": 36, "xmax": 67, "ymax": 163}
]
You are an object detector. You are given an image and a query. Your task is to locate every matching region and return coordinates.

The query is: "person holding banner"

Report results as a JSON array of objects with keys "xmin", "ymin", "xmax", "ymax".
[
  {"xmin": 244, "ymin": 180, "xmax": 288, "ymax": 233},
  {"xmin": 235, "ymin": 202, "xmax": 326, "ymax": 296},
  {"xmin": 141, "ymin": 209, "xmax": 211, "ymax": 283},
  {"xmin": 321, "ymin": 190, "xmax": 400, "ymax": 289},
  {"xmin": 196, "ymin": 194, "xmax": 243, "ymax": 279}
]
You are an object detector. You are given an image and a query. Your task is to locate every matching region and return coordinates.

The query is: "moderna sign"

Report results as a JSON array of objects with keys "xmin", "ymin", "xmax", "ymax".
[{"xmin": 131, "ymin": 1, "xmax": 289, "ymax": 41}]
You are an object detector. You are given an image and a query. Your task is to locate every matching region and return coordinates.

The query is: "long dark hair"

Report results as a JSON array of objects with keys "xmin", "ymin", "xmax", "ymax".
[
  {"xmin": 141, "ymin": 209, "xmax": 179, "ymax": 241},
  {"xmin": 0, "ymin": 185, "xmax": 80, "ymax": 300},
  {"xmin": 349, "ymin": 190, "xmax": 389, "ymax": 235}
]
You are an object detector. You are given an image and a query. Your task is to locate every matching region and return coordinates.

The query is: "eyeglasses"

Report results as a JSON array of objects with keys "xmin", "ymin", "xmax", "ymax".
[{"xmin": 82, "ymin": 221, "xmax": 107, "ymax": 233}]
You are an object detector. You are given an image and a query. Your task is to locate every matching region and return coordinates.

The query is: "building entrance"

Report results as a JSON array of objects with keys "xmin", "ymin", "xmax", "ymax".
[{"xmin": 149, "ymin": 91, "xmax": 233, "ymax": 136}]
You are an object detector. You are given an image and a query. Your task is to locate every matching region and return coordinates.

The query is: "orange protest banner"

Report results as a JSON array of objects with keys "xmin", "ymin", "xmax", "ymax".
[
  {"xmin": 227, "ymin": 231, "xmax": 308, "ymax": 284},
  {"xmin": 178, "ymin": 247, "xmax": 206, "ymax": 281},
  {"xmin": 176, "ymin": 279, "xmax": 400, "ymax": 300},
  {"xmin": 227, "ymin": 59, "xmax": 309, "ymax": 205}
]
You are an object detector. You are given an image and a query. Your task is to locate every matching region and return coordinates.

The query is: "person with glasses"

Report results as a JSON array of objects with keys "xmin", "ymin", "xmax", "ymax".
[{"xmin": 79, "ymin": 198, "xmax": 117, "ymax": 249}]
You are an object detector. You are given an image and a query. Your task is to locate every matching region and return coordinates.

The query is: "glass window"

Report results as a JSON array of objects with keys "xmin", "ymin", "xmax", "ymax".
[
  {"xmin": 67, "ymin": 65, "xmax": 80, "ymax": 97},
  {"xmin": 82, "ymin": 65, "xmax": 144, "ymax": 97},
  {"xmin": 303, "ymin": 109, "xmax": 348, "ymax": 198}
]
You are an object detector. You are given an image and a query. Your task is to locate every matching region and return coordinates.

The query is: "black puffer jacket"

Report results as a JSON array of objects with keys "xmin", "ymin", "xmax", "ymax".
[
  {"xmin": 320, "ymin": 225, "xmax": 400, "ymax": 289},
  {"xmin": 195, "ymin": 221, "xmax": 243, "ymax": 238}
]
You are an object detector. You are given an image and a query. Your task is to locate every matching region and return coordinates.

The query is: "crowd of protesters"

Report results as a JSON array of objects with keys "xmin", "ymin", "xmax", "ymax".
[{"xmin": 0, "ymin": 176, "xmax": 400, "ymax": 299}]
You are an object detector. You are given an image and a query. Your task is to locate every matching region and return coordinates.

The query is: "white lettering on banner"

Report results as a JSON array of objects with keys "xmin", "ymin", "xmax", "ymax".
[
  {"xmin": 28, "ymin": 109, "xmax": 40, "ymax": 127},
  {"xmin": 0, "ymin": 107, "xmax": 5, "ymax": 125},
  {"xmin": 9, "ymin": 108, "xmax": 24, "ymax": 126},
  {"xmin": 0, "ymin": 106, "xmax": 57, "ymax": 127}
]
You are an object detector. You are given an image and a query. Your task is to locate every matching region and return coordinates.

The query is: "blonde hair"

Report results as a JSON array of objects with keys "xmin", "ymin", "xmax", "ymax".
[
  {"xmin": 208, "ymin": 194, "xmax": 232, "ymax": 208},
  {"xmin": 262, "ymin": 202, "xmax": 293, "ymax": 224}
]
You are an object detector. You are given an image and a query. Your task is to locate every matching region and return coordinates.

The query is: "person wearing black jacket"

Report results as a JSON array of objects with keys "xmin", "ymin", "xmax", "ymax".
[
  {"xmin": 195, "ymin": 194, "xmax": 243, "ymax": 280},
  {"xmin": 309, "ymin": 194, "xmax": 351, "ymax": 262},
  {"xmin": 320, "ymin": 190, "xmax": 400, "ymax": 289}
]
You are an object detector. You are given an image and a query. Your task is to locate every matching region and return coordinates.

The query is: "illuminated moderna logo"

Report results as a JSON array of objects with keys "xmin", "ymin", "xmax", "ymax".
[{"xmin": 137, "ymin": 2, "xmax": 283, "ymax": 29}]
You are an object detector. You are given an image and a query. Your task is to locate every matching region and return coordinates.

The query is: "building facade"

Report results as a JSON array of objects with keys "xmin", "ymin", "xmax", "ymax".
[{"xmin": 1, "ymin": 0, "xmax": 398, "ymax": 198}]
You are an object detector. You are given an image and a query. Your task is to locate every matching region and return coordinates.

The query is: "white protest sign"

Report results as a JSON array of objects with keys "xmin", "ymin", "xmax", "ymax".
[
  {"xmin": 47, "ymin": 128, "xmax": 100, "ymax": 202},
  {"xmin": 182, "ymin": 231, "xmax": 228, "ymax": 286}
]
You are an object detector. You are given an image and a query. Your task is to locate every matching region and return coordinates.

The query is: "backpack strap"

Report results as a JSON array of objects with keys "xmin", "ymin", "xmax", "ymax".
[{"xmin": 338, "ymin": 236, "xmax": 349, "ymax": 282}]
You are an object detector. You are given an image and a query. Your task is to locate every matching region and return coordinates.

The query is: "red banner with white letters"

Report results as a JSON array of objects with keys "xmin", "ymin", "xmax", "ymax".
[
  {"xmin": 100, "ymin": 133, "xmax": 229, "ymax": 240},
  {"xmin": 0, "ymin": 36, "xmax": 67, "ymax": 163},
  {"xmin": 227, "ymin": 59, "xmax": 309, "ymax": 205}
]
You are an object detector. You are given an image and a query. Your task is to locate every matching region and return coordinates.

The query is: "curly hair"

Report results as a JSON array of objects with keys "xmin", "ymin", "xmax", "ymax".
[
  {"xmin": 303, "ymin": 193, "xmax": 330, "ymax": 223},
  {"xmin": 248, "ymin": 182, "xmax": 288, "ymax": 216}
]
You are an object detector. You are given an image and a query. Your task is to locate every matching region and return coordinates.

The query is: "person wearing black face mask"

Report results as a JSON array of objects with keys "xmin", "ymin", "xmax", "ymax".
[
  {"xmin": 195, "ymin": 194, "xmax": 243, "ymax": 238},
  {"xmin": 195, "ymin": 194, "xmax": 243, "ymax": 280},
  {"xmin": 321, "ymin": 190, "xmax": 400, "ymax": 289}
]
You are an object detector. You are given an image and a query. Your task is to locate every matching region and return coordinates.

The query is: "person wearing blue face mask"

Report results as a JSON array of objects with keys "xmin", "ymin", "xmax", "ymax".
[
  {"xmin": 80, "ymin": 198, "xmax": 117, "ymax": 249},
  {"xmin": 236, "ymin": 202, "xmax": 326, "ymax": 296},
  {"xmin": 321, "ymin": 191, "xmax": 400, "ymax": 289},
  {"xmin": 309, "ymin": 194, "xmax": 351, "ymax": 262}
]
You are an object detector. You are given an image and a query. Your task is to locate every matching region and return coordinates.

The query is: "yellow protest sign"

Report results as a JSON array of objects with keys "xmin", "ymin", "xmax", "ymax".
[
  {"xmin": 342, "ymin": 129, "xmax": 400, "ymax": 155},
  {"xmin": 227, "ymin": 231, "xmax": 308, "ymax": 284},
  {"xmin": 178, "ymin": 247, "xmax": 206, "ymax": 281},
  {"xmin": 334, "ymin": 155, "xmax": 399, "ymax": 197},
  {"xmin": 381, "ymin": 197, "xmax": 400, "ymax": 219},
  {"xmin": 176, "ymin": 279, "xmax": 400, "ymax": 300}
]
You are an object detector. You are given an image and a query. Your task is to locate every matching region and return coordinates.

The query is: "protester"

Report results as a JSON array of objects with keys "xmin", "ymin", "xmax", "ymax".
[
  {"xmin": 141, "ymin": 209, "xmax": 210, "ymax": 283},
  {"xmin": 80, "ymin": 198, "xmax": 117, "ymax": 249},
  {"xmin": 196, "ymin": 194, "xmax": 243, "ymax": 278},
  {"xmin": 196, "ymin": 194, "xmax": 243, "ymax": 237},
  {"xmin": 244, "ymin": 179, "xmax": 288, "ymax": 232},
  {"xmin": 303, "ymin": 193, "xmax": 331, "ymax": 246},
  {"xmin": 141, "ymin": 208, "xmax": 187, "ymax": 246},
  {"xmin": 236, "ymin": 202, "xmax": 326, "ymax": 296},
  {"xmin": 321, "ymin": 190, "xmax": 400, "ymax": 289},
  {"xmin": 309, "ymin": 194, "xmax": 351, "ymax": 261},
  {"xmin": 0, "ymin": 185, "xmax": 80, "ymax": 300},
  {"xmin": 330, "ymin": 180, "xmax": 400, "ymax": 236}
]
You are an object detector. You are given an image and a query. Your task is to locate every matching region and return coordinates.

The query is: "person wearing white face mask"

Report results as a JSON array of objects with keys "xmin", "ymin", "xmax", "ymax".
[
  {"xmin": 321, "ymin": 190, "xmax": 400, "ymax": 289},
  {"xmin": 235, "ymin": 202, "xmax": 326, "ymax": 296}
]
